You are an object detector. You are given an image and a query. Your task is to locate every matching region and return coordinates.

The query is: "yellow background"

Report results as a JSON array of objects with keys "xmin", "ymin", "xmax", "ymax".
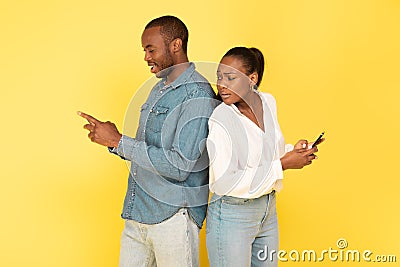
[{"xmin": 1, "ymin": 0, "xmax": 399, "ymax": 266}]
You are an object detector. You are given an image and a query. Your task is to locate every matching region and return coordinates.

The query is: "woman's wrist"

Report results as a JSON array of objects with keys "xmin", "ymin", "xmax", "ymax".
[{"xmin": 280, "ymin": 156, "xmax": 288, "ymax": 171}]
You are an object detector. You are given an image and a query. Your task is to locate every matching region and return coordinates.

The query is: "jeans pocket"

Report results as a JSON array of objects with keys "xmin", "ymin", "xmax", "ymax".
[{"xmin": 221, "ymin": 195, "xmax": 253, "ymax": 206}]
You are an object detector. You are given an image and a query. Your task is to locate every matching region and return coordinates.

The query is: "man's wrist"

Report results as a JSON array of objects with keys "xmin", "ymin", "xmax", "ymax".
[{"xmin": 110, "ymin": 133, "xmax": 123, "ymax": 148}]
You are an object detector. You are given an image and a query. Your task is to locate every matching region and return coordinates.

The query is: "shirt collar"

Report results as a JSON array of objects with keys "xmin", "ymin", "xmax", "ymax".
[
  {"xmin": 229, "ymin": 102, "xmax": 243, "ymax": 116},
  {"xmin": 160, "ymin": 62, "xmax": 196, "ymax": 90}
]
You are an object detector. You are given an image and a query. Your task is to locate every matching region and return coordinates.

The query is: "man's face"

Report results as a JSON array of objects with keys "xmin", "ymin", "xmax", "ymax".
[{"xmin": 141, "ymin": 26, "xmax": 174, "ymax": 78}]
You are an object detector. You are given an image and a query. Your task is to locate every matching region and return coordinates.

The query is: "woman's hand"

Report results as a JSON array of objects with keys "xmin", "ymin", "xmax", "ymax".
[
  {"xmin": 294, "ymin": 139, "xmax": 308, "ymax": 149},
  {"xmin": 294, "ymin": 138, "xmax": 326, "ymax": 150},
  {"xmin": 281, "ymin": 146, "xmax": 318, "ymax": 170}
]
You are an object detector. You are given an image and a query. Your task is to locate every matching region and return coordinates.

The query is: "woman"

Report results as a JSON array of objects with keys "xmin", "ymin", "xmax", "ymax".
[{"xmin": 206, "ymin": 47, "xmax": 322, "ymax": 267}]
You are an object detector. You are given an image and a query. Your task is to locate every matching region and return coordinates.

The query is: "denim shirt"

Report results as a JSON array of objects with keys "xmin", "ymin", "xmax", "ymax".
[{"xmin": 111, "ymin": 63, "xmax": 216, "ymax": 228}]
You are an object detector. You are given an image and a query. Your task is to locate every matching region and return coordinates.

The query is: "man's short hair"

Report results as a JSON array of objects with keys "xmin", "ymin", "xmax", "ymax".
[{"xmin": 145, "ymin": 15, "xmax": 189, "ymax": 53}]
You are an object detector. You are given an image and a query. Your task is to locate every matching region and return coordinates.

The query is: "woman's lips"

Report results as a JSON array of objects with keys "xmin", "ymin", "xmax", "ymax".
[{"xmin": 220, "ymin": 93, "xmax": 231, "ymax": 99}]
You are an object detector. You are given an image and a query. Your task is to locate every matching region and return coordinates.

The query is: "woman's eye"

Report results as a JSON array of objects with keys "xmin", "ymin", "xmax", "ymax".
[
  {"xmin": 217, "ymin": 76, "xmax": 222, "ymax": 80},
  {"xmin": 227, "ymin": 76, "xmax": 236, "ymax": 81}
]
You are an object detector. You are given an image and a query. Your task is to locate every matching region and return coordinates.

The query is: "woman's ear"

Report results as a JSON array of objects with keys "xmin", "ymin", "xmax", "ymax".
[{"xmin": 249, "ymin": 72, "xmax": 258, "ymax": 86}]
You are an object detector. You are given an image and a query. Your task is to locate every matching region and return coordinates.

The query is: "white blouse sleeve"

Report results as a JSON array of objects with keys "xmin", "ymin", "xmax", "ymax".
[{"xmin": 285, "ymin": 144, "xmax": 294, "ymax": 153}]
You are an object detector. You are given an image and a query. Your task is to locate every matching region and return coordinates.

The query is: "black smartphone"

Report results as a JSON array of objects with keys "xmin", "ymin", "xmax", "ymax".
[{"xmin": 311, "ymin": 132, "xmax": 325, "ymax": 148}]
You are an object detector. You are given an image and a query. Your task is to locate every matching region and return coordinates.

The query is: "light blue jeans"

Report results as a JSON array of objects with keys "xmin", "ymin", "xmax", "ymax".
[
  {"xmin": 206, "ymin": 191, "xmax": 279, "ymax": 267},
  {"xmin": 119, "ymin": 208, "xmax": 200, "ymax": 267}
]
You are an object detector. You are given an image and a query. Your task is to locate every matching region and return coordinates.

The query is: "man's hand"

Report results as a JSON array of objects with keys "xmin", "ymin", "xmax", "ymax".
[
  {"xmin": 281, "ymin": 146, "xmax": 318, "ymax": 170},
  {"xmin": 78, "ymin": 111, "xmax": 122, "ymax": 148}
]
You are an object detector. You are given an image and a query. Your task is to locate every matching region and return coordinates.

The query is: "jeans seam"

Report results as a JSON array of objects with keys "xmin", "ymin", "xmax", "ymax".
[
  {"xmin": 217, "ymin": 199, "xmax": 224, "ymax": 266},
  {"xmin": 144, "ymin": 248, "xmax": 152, "ymax": 267},
  {"xmin": 185, "ymin": 212, "xmax": 193, "ymax": 267},
  {"xmin": 140, "ymin": 223, "xmax": 153, "ymax": 267},
  {"xmin": 260, "ymin": 192, "xmax": 275, "ymax": 228}
]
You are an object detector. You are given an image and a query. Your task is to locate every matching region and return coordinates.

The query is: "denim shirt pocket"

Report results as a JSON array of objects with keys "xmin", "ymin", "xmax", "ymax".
[{"xmin": 147, "ymin": 104, "xmax": 170, "ymax": 132}]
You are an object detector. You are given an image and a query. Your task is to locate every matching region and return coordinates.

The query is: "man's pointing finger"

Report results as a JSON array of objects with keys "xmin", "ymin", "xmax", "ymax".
[{"xmin": 77, "ymin": 111, "xmax": 100, "ymax": 125}]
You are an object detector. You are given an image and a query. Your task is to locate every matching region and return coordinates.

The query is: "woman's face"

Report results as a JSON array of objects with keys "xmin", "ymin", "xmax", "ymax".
[{"xmin": 216, "ymin": 56, "xmax": 256, "ymax": 105}]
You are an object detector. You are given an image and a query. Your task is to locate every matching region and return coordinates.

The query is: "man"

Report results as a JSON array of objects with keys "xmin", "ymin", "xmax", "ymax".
[{"xmin": 78, "ymin": 16, "xmax": 216, "ymax": 266}]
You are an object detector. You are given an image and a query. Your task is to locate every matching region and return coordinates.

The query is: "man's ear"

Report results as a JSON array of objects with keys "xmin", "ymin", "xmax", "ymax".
[{"xmin": 170, "ymin": 38, "xmax": 183, "ymax": 53}]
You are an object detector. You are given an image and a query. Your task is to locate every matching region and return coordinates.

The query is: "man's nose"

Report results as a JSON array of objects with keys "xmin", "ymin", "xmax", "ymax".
[{"xmin": 144, "ymin": 51, "xmax": 151, "ymax": 61}]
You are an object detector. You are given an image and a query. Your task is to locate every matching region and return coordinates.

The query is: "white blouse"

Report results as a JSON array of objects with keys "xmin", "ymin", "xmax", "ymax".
[{"xmin": 206, "ymin": 92, "xmax": 293, "ymax": 199}]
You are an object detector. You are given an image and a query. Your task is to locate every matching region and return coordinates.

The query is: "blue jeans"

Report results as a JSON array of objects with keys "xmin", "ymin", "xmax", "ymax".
[{"xmin": 206, "ymin": 192, "xmax": 279, "ymax": 267}]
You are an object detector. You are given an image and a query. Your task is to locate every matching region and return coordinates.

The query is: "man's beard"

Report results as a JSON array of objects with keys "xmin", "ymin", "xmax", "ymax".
[{"xmin": 155, "ymin": 50, "xmax": 174, "ymax": 78}]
